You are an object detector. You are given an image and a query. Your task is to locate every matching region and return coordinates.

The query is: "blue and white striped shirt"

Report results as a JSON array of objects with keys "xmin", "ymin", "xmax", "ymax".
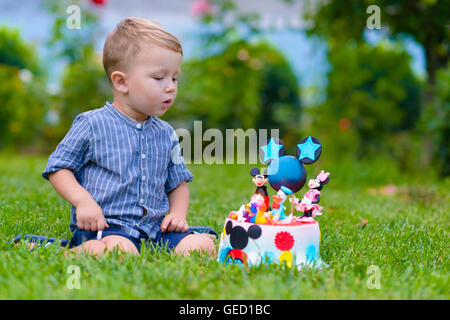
[{"xmin": 42, "ymin": 102, "xmax": 193, "ymax": 240}]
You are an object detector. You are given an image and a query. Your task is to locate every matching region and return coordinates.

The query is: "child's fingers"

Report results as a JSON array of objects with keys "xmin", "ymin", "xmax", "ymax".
[
  {"xmin": 96, "ymin": 220, "xmax": 104, "ymax": 231},
  {"xmin": 172, "ymin": 219, "xmax": 183, "ymax": 232},
  {"xmin": 79, "ymin": 219, "xmax": 91, "ymax": 230},
  {"xmin": 175, "ymin": 220, "xmax": 189, "ymax": 233},
  {"xmin": 89, "ymin": 221, "xmax": 98, "ymax": 231},
  {"xmin": 97, "ymin": 218, "xmax": 109, "ymax": 230},
  {"xmin": 167, "ymin": 219, "xmax": 177, "ymax": 232},
  {"xmin": 161, "ymin": 215, "xmax": 173, "ymax": 233},
  {"xmin": 177, "ymin": 221, "xmax": 188, "ymax": 233}
]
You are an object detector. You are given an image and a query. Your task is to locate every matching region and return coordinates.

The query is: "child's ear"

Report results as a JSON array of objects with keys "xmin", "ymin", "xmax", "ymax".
[{"xmin": 111, "ymin": 71, "xmax": 129, "ymax": 94}]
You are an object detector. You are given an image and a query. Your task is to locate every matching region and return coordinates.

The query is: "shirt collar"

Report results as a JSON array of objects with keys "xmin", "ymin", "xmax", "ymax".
[{"xmin": 105, "ymin": 101, "xmax": 154, "ymax": 129}]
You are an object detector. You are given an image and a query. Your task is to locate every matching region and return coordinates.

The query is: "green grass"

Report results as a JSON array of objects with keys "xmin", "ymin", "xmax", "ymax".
[{"xmin": 0, "ymin": 153, "xmax": 448, "ymax": 299}]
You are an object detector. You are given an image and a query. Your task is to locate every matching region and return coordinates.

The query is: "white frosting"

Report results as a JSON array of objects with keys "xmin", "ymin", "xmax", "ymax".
[{"xmin": 218, "ymin": 218, "xmax": 323, "ymax": 269}]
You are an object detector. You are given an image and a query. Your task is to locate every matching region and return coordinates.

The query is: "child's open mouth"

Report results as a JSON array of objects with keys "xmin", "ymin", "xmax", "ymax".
[{"xmin": 162, "ymin": 99, "xmax": 172, "ymax": 108}]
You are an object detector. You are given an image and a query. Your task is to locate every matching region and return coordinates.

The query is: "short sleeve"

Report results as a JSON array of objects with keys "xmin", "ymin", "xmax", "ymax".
[
  {"xmin": 164, "ymin": 127, "xmax": 193, "ymax": 193},
  {"xmin": 42, "ymin": 114, "xmax": 92, "ymax": 180}
]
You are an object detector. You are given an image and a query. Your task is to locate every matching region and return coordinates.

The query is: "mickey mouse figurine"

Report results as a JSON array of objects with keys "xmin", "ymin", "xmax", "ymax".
[{"xmin": 250, "ymin": 168, "xmax": 270, "ymax": 209}]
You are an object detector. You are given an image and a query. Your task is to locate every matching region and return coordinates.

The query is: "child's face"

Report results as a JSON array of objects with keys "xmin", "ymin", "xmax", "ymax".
[{"xmin": 125, "ymin": 44, "xmax": 182, "ymax": 118}]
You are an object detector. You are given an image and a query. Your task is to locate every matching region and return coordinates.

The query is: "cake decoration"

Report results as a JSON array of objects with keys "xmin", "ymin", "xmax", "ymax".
[{"xmin": 218, "ymin": 136, "xmax": 330, "ymax": 269}]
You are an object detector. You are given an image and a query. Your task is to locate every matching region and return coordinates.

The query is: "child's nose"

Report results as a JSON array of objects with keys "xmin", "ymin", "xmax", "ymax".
[{"xmin": 165, "ymin": 81, "xmax": 176, "ymax": 92}]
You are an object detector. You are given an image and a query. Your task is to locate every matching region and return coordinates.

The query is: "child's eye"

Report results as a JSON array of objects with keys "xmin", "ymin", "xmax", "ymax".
[
  {"xmin": 172, "ymin": 78, "xmax": 178, "ymax": 82},
  {"xmin": 153, "ymin": 77, "xmax": 163, "ymax": 81}
]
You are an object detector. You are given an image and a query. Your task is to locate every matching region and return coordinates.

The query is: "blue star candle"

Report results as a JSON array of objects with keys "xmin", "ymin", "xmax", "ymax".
[{"xmin": 261, "ymin": 136, "xmax": 322, "ymax": 193}]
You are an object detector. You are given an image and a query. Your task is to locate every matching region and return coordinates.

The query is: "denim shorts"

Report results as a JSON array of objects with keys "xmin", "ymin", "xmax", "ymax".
[{"xmin": 69, "ymin": 226, "xmax": 196, "ymax": 253}]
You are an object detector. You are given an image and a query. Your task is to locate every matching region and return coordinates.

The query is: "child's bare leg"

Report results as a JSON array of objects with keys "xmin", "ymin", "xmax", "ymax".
[
  {"xmin": 174, "ymin": 233, "xmax": 216, "ymax": 256},
  {"xmin": 67, "ymin": 240, "xmax": 106, "ymax": 257},
  {"xmin": 101, "ymin": 235, "xmax": 139, "ymax": 256},
  {"xmin": 65, "ymin": 236, "xmax": 138, "ymax": 258}
]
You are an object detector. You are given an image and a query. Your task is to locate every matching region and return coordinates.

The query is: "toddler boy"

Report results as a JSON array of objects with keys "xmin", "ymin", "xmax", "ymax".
[{"xmin": 42, "ymin": 17, "xmax": 216, "ymax": 256}]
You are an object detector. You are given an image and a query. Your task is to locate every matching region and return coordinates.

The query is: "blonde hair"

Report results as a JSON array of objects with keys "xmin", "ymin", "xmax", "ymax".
[{"xmin": 103, "ymin": 17, "xmax": 183, "ymax": 84}]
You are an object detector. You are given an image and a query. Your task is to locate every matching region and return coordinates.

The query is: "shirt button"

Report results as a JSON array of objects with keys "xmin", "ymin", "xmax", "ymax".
[
  {"xmin": 141, "ymin": 154, "xmax": 146, "ymax": 159},
  {"xmin": 141, "ymin": 176, "xmax": 146, "ymax": 181},
  {"xmin": 139, "ymin": 198, "xmax": 144, "ymax": 204},
  {"xmin": 136, "ymin": 123, "xmax": 142, "ymax": 129}
]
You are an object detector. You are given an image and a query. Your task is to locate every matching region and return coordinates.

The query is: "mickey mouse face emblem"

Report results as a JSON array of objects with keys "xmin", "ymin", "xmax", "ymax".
[
  {"xmin": 225, "ymin": 220, "xmax": 262, "ymax": 249},
  {"xmin": 259, "ymin": 136, "xmax": 322, "ymax": 193}
]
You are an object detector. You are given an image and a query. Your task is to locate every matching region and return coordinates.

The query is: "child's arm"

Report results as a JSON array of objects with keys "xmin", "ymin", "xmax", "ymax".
[
  {"xmin": 161, "ymin": 181, "xmax": 189, "ymax": 233},
  {"xmin": 48, "ymin": 169, "xmax": 109, "ymax": 231}
]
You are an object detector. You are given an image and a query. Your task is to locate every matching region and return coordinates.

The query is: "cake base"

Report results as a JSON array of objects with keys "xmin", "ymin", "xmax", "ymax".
[{"xmin": 218, "ymin": 218, "xmax": 323, "ymax": 269}]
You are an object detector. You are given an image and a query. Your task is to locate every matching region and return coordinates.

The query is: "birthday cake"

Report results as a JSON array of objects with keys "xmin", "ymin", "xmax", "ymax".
[{"xmin": 218, "ymin": 136, "xmax": 330, "ymax": 269}]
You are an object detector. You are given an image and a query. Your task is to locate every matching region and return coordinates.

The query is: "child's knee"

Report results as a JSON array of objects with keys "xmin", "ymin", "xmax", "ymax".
[
  {"xmin": 198, "ymin": 235, "xmax": 216, "ymax": 255},
  {"xmin": 175, "ymin": 234, "xmax": 216, "ymax": 256},
  {"xmin": 73, "ymin": 240, "xmax": 107, "ymax": 256},
  {"xmin": 101, "ymin": 235, "xmax": 139, "ymax": 255}
]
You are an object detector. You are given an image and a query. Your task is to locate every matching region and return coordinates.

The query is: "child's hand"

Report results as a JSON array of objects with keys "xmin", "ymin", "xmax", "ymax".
[
  {"xmin": 75, "ymin": 199, "xmax": 109, "ymax": 231},
  {"xmin": 161, "ymin": 213, "xmax": 189, "ymax": 233}
]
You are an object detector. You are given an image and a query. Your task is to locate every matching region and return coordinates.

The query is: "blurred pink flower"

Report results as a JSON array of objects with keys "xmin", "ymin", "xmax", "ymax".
[
  {"xmin": 90, "ymin": 0, "xmax": 107, "ymax": 5},
  {"xmin": 190, "ymin": 0, "xmax": 215, "ymax": 17},
  {"xmin": 381, "ymin": 184, "xmax": 397, "ymax": 195}
]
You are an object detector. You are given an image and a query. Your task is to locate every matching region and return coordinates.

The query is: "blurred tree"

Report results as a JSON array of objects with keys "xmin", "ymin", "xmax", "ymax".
[
  {"xmin": 192, "ymin": 0, "xmax": 262, "ymax": 53},
  {"xmin": 311, "ymin": 41, "xmax": 422, "ymax": 169},
  {"xmin": 44, "ymin": 0, "xmax": 101, "ymax": 64},
  {"xmin": 42, "ymin": 0, "xmax": 112, "ymax": 149},
  {"xmin": 171, "ymin": 40, "xmax": 300, "ymax": 139},
  {"xmin": 0, "ymin": 27, "xmax": 38, "ymax": 71},
  {"xmin": 304, "ymin": 0, "xmax": 448, "ymax": 85},
  {"xmin": 0, "ymin": 26, "xmax": 48, "ymax": 151},
  {"xmin": 427, "ymin": 66, "xmax": 449, "ymax": 176},
  {"xmin": 181, "ymin": 0, "xmax": 302, "ymax": 151},
  {"xmin": 55, "ymin": 48, "xmax": 112, "ymax": 142},
  {"xmin": 303, "ymin": 0, "xmax": 449, "ymax": 173}
]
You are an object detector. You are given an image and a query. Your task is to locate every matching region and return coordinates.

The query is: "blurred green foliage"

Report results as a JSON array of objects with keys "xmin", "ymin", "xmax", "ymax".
[
  {"xmin": 44, "ymin": 0, "xmax": 100, "ymax": 64},
  {"xmin": 310, "ymin": 40, "xmax": 422, "ymax": 172},
  {"xmin": 169, "ymin": 40, "xmax": 301, "ymax": 142},
  {"xmin": 0, "ymin": 26, "xmax": 48, "ymax": 151},
  {"xmin": 303, "ymin": 0, "xmax": 449, "ymax": 81},
  {"xmin": 302, "ymin": 0, "xmax": 449, "ymax": 175},
  {"xmin": 0, "ymin": 0, "xmax": 447, "ymax": 179},
  {"xmin": 195, "ymin": 0, "xmax": 262, "ymax": 50},
  {"xmin": 0, "ymin": 27, "xmax": 38, "ymax": 71},
  {"xmin": 47, "ymin": 49, "xmax": 112, "ymax": 149},
  {"xmin": 426, "ymin": 66, "xmax": 450, "ymax": 176},
  {"xmin": 41, "ymin": 0, "xmax": 112, "ymax": 149},
  {"xmin": 175, "ymin": 0, "xmax": 302, "ymax": 153}
]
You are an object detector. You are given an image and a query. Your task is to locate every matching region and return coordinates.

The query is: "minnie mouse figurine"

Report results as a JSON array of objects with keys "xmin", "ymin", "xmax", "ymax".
[
  {"xmin": 308, "ymin": 170, "xmax": 330, "ymax": 191},
  {"xmin": 298, "ymin": 170, "xmax": 330, "ymax": 217}
]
